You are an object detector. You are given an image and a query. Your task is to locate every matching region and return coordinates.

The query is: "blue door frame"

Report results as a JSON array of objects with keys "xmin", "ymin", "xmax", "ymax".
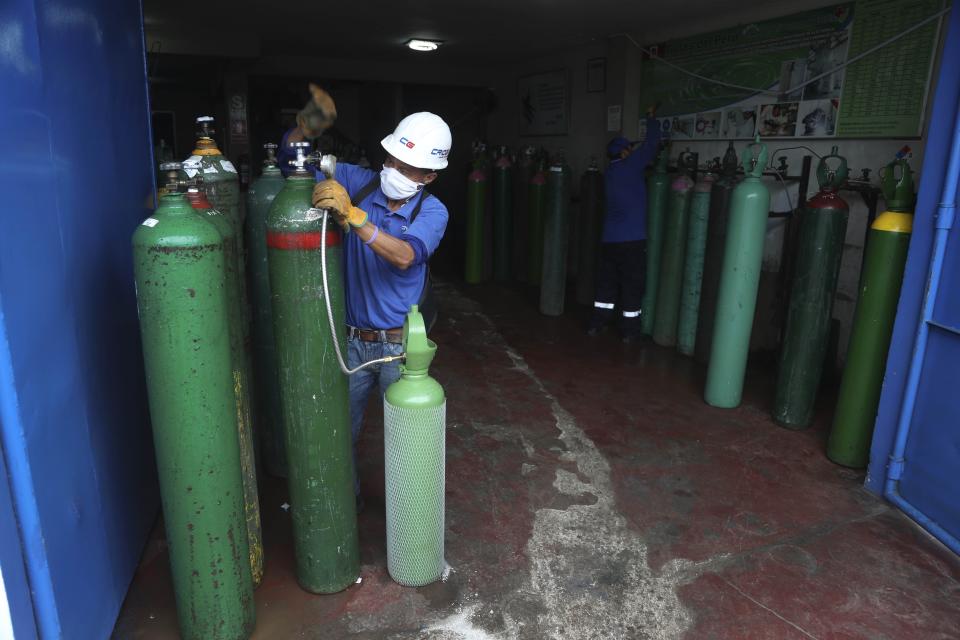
[{"xmin": 868, "ymin": 0, "xmax": 960, "ymax": 554}]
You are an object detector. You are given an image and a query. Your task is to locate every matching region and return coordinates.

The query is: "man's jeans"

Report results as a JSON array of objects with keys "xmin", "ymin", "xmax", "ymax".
[{"xmin": 348, "ymin": 336, "xmax": 404, "ymax": 494}]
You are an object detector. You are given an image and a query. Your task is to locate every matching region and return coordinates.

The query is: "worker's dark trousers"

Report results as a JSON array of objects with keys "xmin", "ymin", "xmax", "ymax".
[{"xmin": 589, "ymin": 240, "xmax": 646, "ymax": 336}]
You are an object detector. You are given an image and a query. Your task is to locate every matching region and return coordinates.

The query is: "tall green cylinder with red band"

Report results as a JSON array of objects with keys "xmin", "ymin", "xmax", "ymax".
[
  {"xmin": 133, "ymin": 177, "xmax": 255, "ymax": 640},
  {"xmin": 576, "ymin": 160, "xmax": 604, "ymax": 306},
  {"xmin": 828, "ymin": 159, "xmax": 915, "ymax": 468},
  {"xmin": 540, "ymin": 159, "xmax": 571, "ymax": 316},
  {"xmin": 642, "ymin": 148, "xmax": 670, "ymax": 335},
  {"xmin": 266, "ymin": 145, "xmax": 359, "ymax": 593},
  {"xmin": 465, "ymin": 162, "xmax": 486, "ymax": 284},
  {"xmin": 527, "ymin": 165, "xmax": 547, "ymax": 285},
  {"xmin": 677, "ymin": 172, "xmax": 714, "ymax": 356},
  {"xmin": 492, "ymin": 149, "xmax": 513, "ymax": 281},
  {"xmin": 653, "ymin": 169, "xmax": 694, "ymax": 347}
]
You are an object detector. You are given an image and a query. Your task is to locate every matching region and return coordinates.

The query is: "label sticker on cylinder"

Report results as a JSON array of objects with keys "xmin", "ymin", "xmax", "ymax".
[
  {"xmin": 142, "ymin": 218, "xmax": 159, "ymax": 227},
  {"xmin": 183, "ymin": 156, "xmax": 202, "ymax": 178},
  {"xmin": 221, "ymin": 160, "xmax": 237, "ymax": 173}
]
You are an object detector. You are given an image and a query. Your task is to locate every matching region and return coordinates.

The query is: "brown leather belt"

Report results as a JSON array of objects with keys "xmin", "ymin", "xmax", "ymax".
[{"xmin": 347, "ymin": 326, "xmax": 403, "ymax": 344}]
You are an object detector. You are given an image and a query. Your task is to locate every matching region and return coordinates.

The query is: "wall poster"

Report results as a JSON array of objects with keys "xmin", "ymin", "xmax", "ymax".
[{"xmin": 519, "ymin": 70, "xmax": 569, "ymax": 136}]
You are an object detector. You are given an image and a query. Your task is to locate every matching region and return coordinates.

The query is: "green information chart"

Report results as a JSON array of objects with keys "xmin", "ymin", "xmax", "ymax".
[{"xmin": 837, "ymin": 0, "xmax": 943, "ymax": 137}]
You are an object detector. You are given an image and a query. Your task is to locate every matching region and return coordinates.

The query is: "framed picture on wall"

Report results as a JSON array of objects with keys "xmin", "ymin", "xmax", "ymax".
[
  {"xmin": 587, "ymin": 58, "xmax": 606, "ymax": 93},
  {"xmin": 519, "ymin": 70, "xmax": 569, "ymax": 136}
]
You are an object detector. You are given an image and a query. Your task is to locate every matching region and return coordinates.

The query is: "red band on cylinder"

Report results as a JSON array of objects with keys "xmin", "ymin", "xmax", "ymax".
[{"xmin": 266, "ymin": 230, "xmax": 341, "ymax": 250}]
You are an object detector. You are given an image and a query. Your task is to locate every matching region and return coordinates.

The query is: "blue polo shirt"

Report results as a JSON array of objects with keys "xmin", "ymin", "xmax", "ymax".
[
  {"xmin": 601, "ymin": 117, "xmax": 662, "ymax": 243},
  {"xmin": 323, "ymin": 162, "xmax": 448, "ymax": 329}
]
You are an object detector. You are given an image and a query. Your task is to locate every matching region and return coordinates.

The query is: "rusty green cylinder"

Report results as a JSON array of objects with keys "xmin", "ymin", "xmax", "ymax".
[
  {"xmin": 576, "ymin": 163, "xmax": 604, "ymax": 306},
  {"xmin": 187, "ymin": 188, "xmax": 263, "ymax": 588},
  {"xmin": 677, "ymin": 175, "xmax": 714, "ymax": 356},
  {"xmin": 527, "ymin": 168, "xmax": 547, "ymax": 285},
  {"xmin": 492, "ymin": 153, "xmax": 513, "ymax": 281},
  {"xmin": 246, "ymin": 154, "xmax": 287, "ymax": 477},
  {"xmin": 775, "ymin": 150, "xmax": 850, "ymax": 429},
  {"xmin": 705, "ymin": 140, "xmax": 770, "ymax": 408},
  {"xmin": 540, "ymin": 161, "xmax": 570, "ymax": 316},
  {"xmin": 695, "ymin": 145, "xmax": 739, "ymax": 364},
  {"xmin": 266, "ymin": 172, "xmax": 360, "ymax": 593},
  {"xmin": 642, "ymin": 150, "xmax": 670, "ymax": 335},
  {"xmin": 133, "ymin": 192, "xmax": 255, "ymax": 640},
  {"xmin": 465, "ymin": 167, "xmax": 486, "ymax": 283},
  {"xmin": 653, "ymin": 174, "xmax": 693, "ymax": 346}
]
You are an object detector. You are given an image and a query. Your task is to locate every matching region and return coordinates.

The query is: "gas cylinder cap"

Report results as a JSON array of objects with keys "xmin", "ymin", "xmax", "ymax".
[
  {"xmin": 816, "ymin": 146, "xmax": 848, "ymax": 190},
  {"xmin": 401, "ymin": 305, "xmax": 436, "ymax": 376},
  {"xmin": 880, "ymin": 159, "xmax": 916, "ymax": 212},
  {"xmin": 741, "ymin": 135, "xmax": 768, "ymax": 179}
]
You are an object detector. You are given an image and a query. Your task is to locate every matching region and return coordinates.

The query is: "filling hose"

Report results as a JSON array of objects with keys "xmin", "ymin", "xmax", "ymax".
[{"xmin": 319, "ymin": 209, "xmax": 406, "ymax": 375}]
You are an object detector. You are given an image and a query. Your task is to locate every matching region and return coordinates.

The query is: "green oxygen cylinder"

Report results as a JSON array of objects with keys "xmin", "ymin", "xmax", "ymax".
[
  {"xmin": 513, "ymin": 147, "xmax": 536, "ymax": 280},
  {"xmin": 384, "ymin": 306, "xmax": 447, "ymax": 586},
  {"xmin": 705, "ymin": 138, "xmax": 771, "ymax": 408},
  {"xmin": 492, "ymin": 147, "xmax": 513, "ymax": 281},
  {"xmin": 184, "ymin": 171, "xmax": 263, "ymax": 589},
  {"xmin": 828, "ymin": 160, "xmax": 915, "ymax": 467},
  {"xmin": 576, "ymin": 159, "xmax": 604, "ymax": 306},
  {"xmin": 246, "ymin": 143, "xmax": 288, "ymax": 478},
  {"xmin": 133, "ymin": 165, "xmax": 255, "ymax": 640},
  {"xmin": 465, "ymin": 160, "xmax": 487, "ymax": 284},
  {"xmin": 266, "ymin": 143, "xmax": 359, "ymax": 592},
  {"xmin": 186, "ymin": 116, "xmax": 241, "ymax": 232},
  {"xmin": 540, "ymin": 158, "xmax": 571, "ymax": 316},
  {"xmin": 696, "ymin": 144, "xmax": 740, "ymax": 364},
  {"xmin": 642, "ymin": 148, "xmax": 670, "ymax": 335},
  {"xmin": 774, "ymin": 148, "xmax": 850, "ymax": 429},
  {"xmin": 527, "ymin": 164, "xmax": 548, "ymax": 285},
  {"xmin": 677, "ymin": 172, "xmax": 715, "ymax": 356},
  {"xmin": 653, "ymin": 158, "xmax": 695, "ymax": 346}
]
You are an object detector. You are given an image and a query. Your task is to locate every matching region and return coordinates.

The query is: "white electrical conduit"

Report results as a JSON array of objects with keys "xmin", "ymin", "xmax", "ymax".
[
  {"xmin": 319, "ymin": 209, "xmax": 406, "ymax": 375},
  {"xmin": 611, "ymin": 5, "xmax": 952, "ymax": 97}
]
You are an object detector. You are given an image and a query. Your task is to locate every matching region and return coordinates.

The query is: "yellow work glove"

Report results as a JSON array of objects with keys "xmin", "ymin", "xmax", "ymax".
[
  {"xmin": 297, "ymin": 83, "xmax": 337, "ymax": 140},
  {"xmin": 312, "ymin": 180, "xmax": 368, "ymax": 230}
]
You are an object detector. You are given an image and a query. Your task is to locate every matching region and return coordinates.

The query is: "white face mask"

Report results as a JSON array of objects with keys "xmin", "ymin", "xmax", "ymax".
[{"xmin": 380, "ymin": 166, "xmax": 424, "ymax": 200}]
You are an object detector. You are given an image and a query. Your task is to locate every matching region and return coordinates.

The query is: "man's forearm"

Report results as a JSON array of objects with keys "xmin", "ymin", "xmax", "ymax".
[{"xmin": 354, "ymin": 222, "xmax": 415, "ymax": 270}]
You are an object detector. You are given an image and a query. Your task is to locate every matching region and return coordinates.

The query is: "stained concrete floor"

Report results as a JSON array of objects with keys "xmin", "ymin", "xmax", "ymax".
[{"xmin": 114, "ymin": 281, "xmax": 960, "ymax": 639}]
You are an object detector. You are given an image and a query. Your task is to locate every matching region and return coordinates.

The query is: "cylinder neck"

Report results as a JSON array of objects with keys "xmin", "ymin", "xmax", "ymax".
[{"xmin": 193, "ymin": 137, "xmax": 221, "ymax": 156}]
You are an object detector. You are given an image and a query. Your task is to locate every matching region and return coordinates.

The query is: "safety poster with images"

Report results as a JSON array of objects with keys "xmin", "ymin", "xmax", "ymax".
[{"xmin": 637, "ymin": 0, "xmax": 944, "ymax": 140}]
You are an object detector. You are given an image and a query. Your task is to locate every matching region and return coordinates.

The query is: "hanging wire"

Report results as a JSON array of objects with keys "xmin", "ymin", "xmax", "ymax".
[{"xmin": 610, "ymin": 5, "xmax": 951, "ymax": 97}]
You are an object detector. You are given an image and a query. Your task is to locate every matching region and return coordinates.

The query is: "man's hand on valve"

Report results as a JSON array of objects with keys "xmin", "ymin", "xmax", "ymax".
[{"xmin": 312, "ymin": 180, "xmax": 368, "ymax": 231}]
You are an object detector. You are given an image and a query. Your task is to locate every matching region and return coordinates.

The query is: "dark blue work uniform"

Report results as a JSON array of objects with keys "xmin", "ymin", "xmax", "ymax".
[{"xmin": 590, "ymin": 118, "xmax": 662, "ymax": 337}]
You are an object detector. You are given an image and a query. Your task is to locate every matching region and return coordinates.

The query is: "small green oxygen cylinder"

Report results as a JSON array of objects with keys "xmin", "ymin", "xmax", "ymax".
[
  {"xmin": 642, "ymin": 148, "xmax": 670, "ymax": 335},
  {"xmin": 184, "ymin": 167, "xmax": 263, "ymax": 589},
  {"xmin": 492, "ymin": 147, "xmax": 513, "ymax": 281},
  {"xmin": 133, "ymin": 164, "xmax": 255, "ymax": 640},
  {"xmin": 828, "ymin": 160, "xmax": 915, "ymax": 468},
  {"xmin": 540, "ymin": 158, "xmax": 571, "ymax": 316},
  {"xmin": 384, "ymin": 306, "xmax": 447, "ymax": 586},
  {"xmin": 677, "ymin": 172, "xmax": 714, "ymax": 356},
  {"xmin": 465, "ymin": 159, "xmax": 487, "ymax": 284},
  {"xmin": 653, "ymin": 153, "xmax": 695, "ymax": 347},
  {"xmin": 774, "ymin": 148, "xmax": 850, "ymax": 429},
  {"xmin": 576, "ymin": 158, "xmax": 604, "ymax": 306},
  {"xmin": 705, "ymin": 138, "xmax": 770, "ymax": 408},
  {"xmin": 246, "ymin": 143, "xmax": 288, "ymax": 478},
  {"xmin": 267, "ymin": 142, "xmax": 359, "ymax": 593},
  {"xmin": 527, "ymin": 163, "xmax": 548, "ymax": 285},
  {"xmin": 696, "ymin": 143, "xmax": 740, "ymax": 363}
]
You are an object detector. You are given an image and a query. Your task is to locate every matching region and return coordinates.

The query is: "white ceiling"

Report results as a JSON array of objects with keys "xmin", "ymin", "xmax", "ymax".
[{"xmin": 143, "ymin": 0, "xmax": 842, "ymax": 65}]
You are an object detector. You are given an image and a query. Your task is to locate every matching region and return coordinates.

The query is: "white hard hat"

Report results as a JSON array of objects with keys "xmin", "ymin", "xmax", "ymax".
[{"xmin": 381, "ymin": 112, "xmax": 452, "ymax": 170}]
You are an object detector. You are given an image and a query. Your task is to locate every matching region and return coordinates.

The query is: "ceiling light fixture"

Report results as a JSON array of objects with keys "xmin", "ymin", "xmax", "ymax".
[{"xmin": 406, "ymin": 39, "xmax": 442, "ymax": 52}]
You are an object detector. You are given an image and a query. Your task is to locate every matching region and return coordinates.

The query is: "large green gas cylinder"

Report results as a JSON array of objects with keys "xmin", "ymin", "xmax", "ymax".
[
  {"xmin": 576, "ymin": 160, "xmax": 604, "ymax": 306},
  {"xmin": 492, "ymin": 148, "xmax": 513, "ymax": 281},
  {"xmin": 527, "ymin": 164, "xmax": 548, "ymax": 285},
  {"xmin": 540, "ymin": 159, "xmax": 571, "ymax": 316},
  {"xmin": 465, "ymin": 162, "xmax": 486, "ymax": 284},
  {"xmin": 677, "ymin": 173, "xmax": 714, "ymax": 356},
  {"xmin": 641, "ymin": 149, "xmax": 670, "ymax": 335},
  {"xmin": 705, "ymin": 139, "xmax": 771, "ymax": 408},
  {"xmin": 696, "ymin": 144, "xmax": 740, "ymax": 364},
  {"xmin": 653, "ymin": 168, "xmax": 694, "ymax": 346},
  {"xmin": 512, "ymin": 147, "xmax": 536, "ymax": 280},
  {"xmin": 133, "ymin": 167, "xmax": 255, "ymax": 640},
  {"xmin": 384, "ymin": 306, "xmax": 446, "ymax": 586},
  {"xmin": 186, "ymin": 116, "xmax": 240, "ymax": 231},
  {"xmin": 774, "ymin": 148, "xmax": 850, "ymax": 429},
  {"xmin": 246, "ymin": 143, "xmax": 288, "ymax": 478},
  {"xmin": 184, "ymin": 173, "xmax": 263, "ymax": 589},
  {"xmin": 266, "ymin": 143, "xmax": 359, "ymax": 592},
  {"xmin": 828, "ymin": 160, "xmax": 915, "ymax": 467}
]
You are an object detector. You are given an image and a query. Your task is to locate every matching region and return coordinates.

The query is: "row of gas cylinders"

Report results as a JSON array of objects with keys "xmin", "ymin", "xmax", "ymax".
[
  {"xmin": 472, "ymin": 137, "xmax": 916, "ymax": 473},
  {"xmin": 134, "ymin": 119, "xmax": 443, "ymax": 640}
]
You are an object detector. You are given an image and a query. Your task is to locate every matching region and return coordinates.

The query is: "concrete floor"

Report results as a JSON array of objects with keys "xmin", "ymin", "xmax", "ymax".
[{"xmin": 114, "ymin": 281, "xmax": 960, "ymax": 639}]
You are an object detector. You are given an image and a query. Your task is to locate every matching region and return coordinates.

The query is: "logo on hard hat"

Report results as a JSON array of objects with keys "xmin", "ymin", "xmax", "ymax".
[
  {"xmin": 399, "ymin": 137, "xmax": 416, "ymax": 148},
  {"xmin": 431, "ymin": 148, "xmax": 449, "ymax": 158}
]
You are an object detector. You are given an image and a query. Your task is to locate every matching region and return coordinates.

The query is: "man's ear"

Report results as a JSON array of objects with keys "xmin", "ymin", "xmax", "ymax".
[{"xmin": 423, "ymin": 172, "xmax": 439, "ymax": 185}]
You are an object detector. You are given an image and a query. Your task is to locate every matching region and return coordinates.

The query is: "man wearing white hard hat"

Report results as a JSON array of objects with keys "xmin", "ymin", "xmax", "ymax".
[{"xmin": 281, "ymin": 85, "xmax": 452, "ymax": 502}]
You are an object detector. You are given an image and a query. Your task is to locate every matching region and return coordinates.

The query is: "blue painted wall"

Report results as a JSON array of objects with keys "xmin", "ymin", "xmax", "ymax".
[
  {"xmin": 867, "ymin": 0, "xmax": 960, "ymax": 496},
  {"xmin": 0, "ymin": 0, "xmax": 158, "ymax": 637}
]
